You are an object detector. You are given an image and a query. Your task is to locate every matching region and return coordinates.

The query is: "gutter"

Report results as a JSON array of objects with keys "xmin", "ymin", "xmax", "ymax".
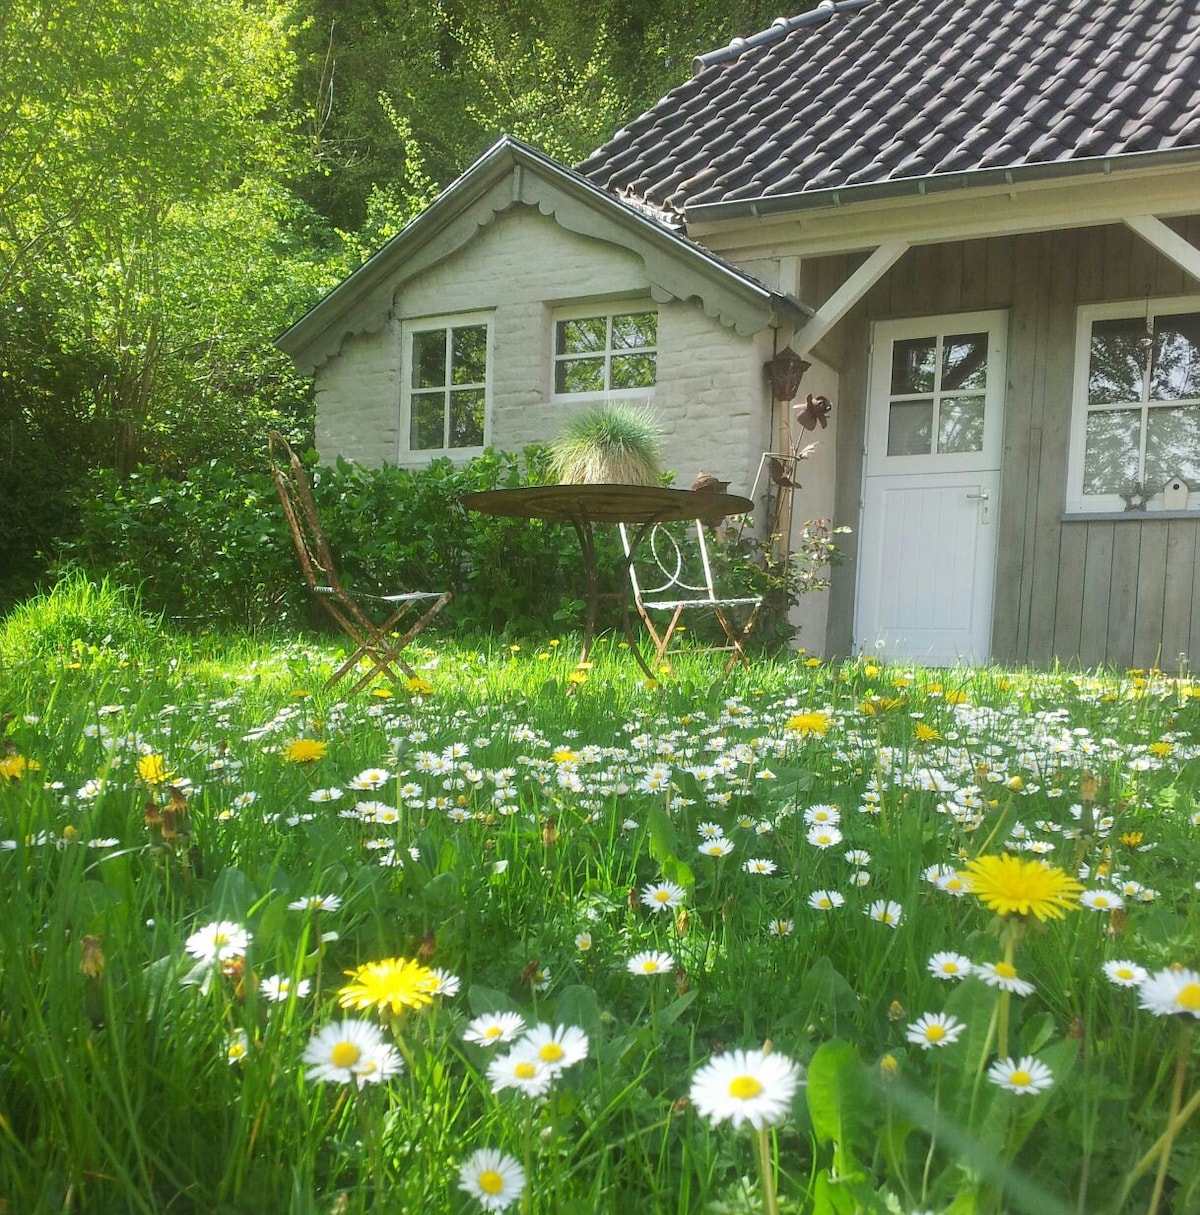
[{"xmin": 685, "ymin": 146, "xmax": 1200, "ymax": 225}]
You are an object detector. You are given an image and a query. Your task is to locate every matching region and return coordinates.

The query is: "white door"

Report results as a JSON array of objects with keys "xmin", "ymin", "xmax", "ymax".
[{"xmin": 855, "ymin": 312, "xmax": 1008, "ymax": 664}]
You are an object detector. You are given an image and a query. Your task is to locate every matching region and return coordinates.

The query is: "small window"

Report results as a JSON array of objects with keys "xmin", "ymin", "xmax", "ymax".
[
  {"xmin": 553, "ymin": 307, "xmax": 657, "ymax": 397},
  {"xmin": 1068, "ymin": 301, "xmax": 1200, "ymax": 511},
  {"xmin": 404, "ymin": 318, "xmax": 489, "ymax": 455}
]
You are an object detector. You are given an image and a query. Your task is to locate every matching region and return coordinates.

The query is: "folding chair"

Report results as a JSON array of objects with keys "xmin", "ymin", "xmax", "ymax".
[
  {"xmin": 618, "ymin": 518, "xmax": 763, "ymax": 673},
  {"xmin": 268, "ymin": 432, "xmax": 451, "ymax": 696}
]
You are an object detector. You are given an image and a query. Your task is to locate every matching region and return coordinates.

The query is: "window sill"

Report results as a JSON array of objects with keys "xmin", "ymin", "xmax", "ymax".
[{"xmin": 1061, "ymin": 510, "xmax": 1200, "ymax": 522}]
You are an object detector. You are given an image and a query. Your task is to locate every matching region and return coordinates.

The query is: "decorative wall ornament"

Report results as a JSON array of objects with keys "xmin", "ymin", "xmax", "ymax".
[{"xmin": 1121, "ymin": 482, "xmax": 1149, "ymax": 511}]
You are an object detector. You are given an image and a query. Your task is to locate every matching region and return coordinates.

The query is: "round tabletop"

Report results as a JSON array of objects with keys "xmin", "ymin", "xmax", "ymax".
[{"xmin": 461, "ymin": 484, "xmax": 754, "ymax": 525}]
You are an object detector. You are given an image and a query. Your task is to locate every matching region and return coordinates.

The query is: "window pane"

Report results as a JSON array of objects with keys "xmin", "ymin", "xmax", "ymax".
[
  {"xmin": 942, "ymin": 333, "xmax": 988, "ymax": 391},
  {"xmin": 1145, "ymin": 404, "xmax": 1200, "ymax": 488},
  {"xmin": 449, "ymin": 388, "xmax": 485, "ymax": 449},
  {"xmin": 1083, "ymin": 408, "xmax": 1140, "ymax": 494},
  {"xmin": 612, "ymin": 311, "xmax": 656, "ymax": 350},
  {"xmin": 891, "ymin": 338, "xmax": 936, "ymax": 394},
  {"xmin": 412, "ymin": 329, "xmax": 447, "ymax": 390},
  {"xmin": 557, "ymin": 317, "xmax": 606, "ymax": 355},
  {"xmin": 555, "ymin": 357, "xmax": 606, "ymax": 394},
  {"xmin": 610, "ymin": 352, "xmax": 657, "ymax": 389},
  {"xmin": 410, "ymin": 392, "xmax": 445, "ymax": 450},
  {"xmin": 1088, "ymin": 317, "xmax": 1146, "ymax": 405},
  {"xmin": 888, "ymin": 399, "xmax": 933, "ymax": 455},
  {"xmin": 937, "ymin": 394, "xmax": 986, "ymax": 453},
  {"xmin": 451, "ymin": 325, "xmax": 487, "ymax": 385},
  {"xmin": 1151, "ymin": 312, "xmax": 1200, "ymax": 401}
]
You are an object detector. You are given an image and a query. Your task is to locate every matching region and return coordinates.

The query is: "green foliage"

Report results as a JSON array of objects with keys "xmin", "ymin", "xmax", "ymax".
[
  {"xmin": 0, "ymin": 570, "xmax": 160, "ymax": 663},
  {"xmin": 548, "ymin": 403, "xmax": 665, "ymax": 486}
]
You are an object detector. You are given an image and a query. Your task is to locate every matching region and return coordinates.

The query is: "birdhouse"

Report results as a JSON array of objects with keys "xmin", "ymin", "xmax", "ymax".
[{"xmin": 1163, "ymin": 477, "xmax": 1189, "ymax": 511}]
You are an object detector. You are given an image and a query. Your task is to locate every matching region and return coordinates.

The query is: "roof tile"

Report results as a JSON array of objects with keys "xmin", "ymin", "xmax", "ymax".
[{"xmin": 578, "ymin": 0, "xmax": 1200, "ymax": 212}]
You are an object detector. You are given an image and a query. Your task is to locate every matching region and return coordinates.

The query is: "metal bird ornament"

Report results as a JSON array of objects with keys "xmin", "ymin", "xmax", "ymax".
[{"xmin": 794, "ymin": 393, "xmax": 832, "ymax": 431}]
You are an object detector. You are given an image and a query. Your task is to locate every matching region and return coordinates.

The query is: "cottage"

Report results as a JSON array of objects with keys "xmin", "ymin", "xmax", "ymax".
[{"xmin": 278, "ymin": 0, "xmax": 1200, "ymax": 669}]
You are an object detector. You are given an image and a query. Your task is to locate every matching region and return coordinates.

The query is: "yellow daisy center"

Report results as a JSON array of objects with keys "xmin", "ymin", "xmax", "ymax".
[
  {"xmin": 478, "ymin": 1170, "xmax": 504, "ymax": 1196},
  {"xmin": 330, "ymin": 1042, "xmax": 361, "ymax": 1068},
  {"xmin": 1010, "ymin": 1070, "xmax": 1031, "ymax": 1087},
  {"xmin": 212, "ymin": 932, "xmax": 229, "ymax": 947},
  {"xmin": 483, "ymin": 1025, "xmax": 502, "ymax": 1040},
  {"xmin": 1115, "ymin": 967, "xmax": 1134, "ymax": 980},
  {"xmin": 995, "ymin": 962, "xmax": 1018, "ymax": 980},
  {"xmin": 925, "ymin": 1025, "xmax": 946, "ymax": 1041},
  {"xmin": 728, "ymin": 1075, "xmax": 763, "ymax": 1100},
  {"xmin": 539, "ymin": 1043, "xmax": 565, "ymax": 1063},
  {"xmin": 941, "ymin": 962, "xmax": 960, "ymax": 974},
  {"xmin": 514, "ymin": 1061, "xmax": 537, "ymax": 1079},
  {"xmin": 653, "ymin": 891, "xmax": 670, "ymax": 903},
  {"xmin": 1176, "ymin": 983, "xmax": 1200, "ymax": 1012}
]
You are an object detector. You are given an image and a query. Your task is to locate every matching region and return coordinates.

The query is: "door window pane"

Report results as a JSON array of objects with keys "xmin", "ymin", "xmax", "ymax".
[
  {"xmin": 942, "ymin": 333, "xmax": 988, "ymax": 391},
  {"xmin": 1145, "ymin": 404, "xmax": 1200, "ymax": 488},
  {"xmin": 891, "ymin": 338, "xmax": 936, "ymax": 394},
  {"xmin": 1088, "ymin": 317, "xmax": 1147, "ymax": 405},
  {"xmin": 1083, "ymin": 408, "xmax": 1141, "ymax": 494},
  {"xmin": 1151, "ymin": 312, "xmax": 1200, "ymax": 401},
  {"xmin": 937, "ymin": 395, "xmax": 986, "ymax": 453},
  {"xmin": 888, "ymin": 399, "xmax": 933, "ymax": 455}
]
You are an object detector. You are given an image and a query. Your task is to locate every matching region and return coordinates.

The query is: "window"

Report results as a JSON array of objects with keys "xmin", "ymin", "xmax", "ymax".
[
  {"xmin": 1068, "ymin": 300, "xmax": 1200, "ymax": 511},
  {"xmin": 404, "ymin": 317, "xmax": 489, "ymax": 455},
  {"xmin": 553, "ymin": 307, "xmax": 657, "ymax": 398},
  {"xmin": 884, "ymin": 331, "xmax": 990, "ymax": 457}
]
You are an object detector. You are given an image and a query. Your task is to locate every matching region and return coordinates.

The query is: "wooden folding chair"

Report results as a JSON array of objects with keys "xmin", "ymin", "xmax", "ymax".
[
  {"xmin": 268, "ymin": 432, "xmax": 451, "ymax": 696},
  {"xmin": 618, "ymin": 518, "xmax": 763, "ymax": 673}
]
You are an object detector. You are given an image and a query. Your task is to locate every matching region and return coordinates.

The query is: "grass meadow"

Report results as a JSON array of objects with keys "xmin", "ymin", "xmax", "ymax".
[{"xmin": 1, "ymin": 592, "xmax": 1198, "ymax": 1214}]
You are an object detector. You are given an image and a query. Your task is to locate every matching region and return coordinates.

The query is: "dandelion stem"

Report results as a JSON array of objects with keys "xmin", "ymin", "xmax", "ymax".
[
  {"xmin": 1146, "ymin": 1023, "xmax": 1193, "ymax": 1215},
  {"xmin": 755, "ymin": 1123, "xmax": 780, "ymax": 1215}
]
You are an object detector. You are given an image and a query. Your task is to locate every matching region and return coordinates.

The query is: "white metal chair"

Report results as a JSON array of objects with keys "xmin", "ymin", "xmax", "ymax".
[{"xmin": 618, "ymin": 518, "xmax": 763, "ymax": 673}]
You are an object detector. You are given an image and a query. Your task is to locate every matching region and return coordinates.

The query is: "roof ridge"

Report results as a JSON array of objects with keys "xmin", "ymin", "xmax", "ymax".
[{"xmin": 693, "ymin": 0, "xmax": 873, "ymax": 74}]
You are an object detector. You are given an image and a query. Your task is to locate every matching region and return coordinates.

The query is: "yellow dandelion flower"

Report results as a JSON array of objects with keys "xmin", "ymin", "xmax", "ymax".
[
  {"xmin": 567, "ymin": 670, "xmax": 588, "ymax": 685},
  {"xmin": 943, "ymin": 690, "xmax": 968, "ymax": 705},
  {"xmin": 283, "ymin": 738, "xmax": 328, "ymax": 764},
  {"xmin": 914, "ymin": 722, "xmax": 941, "ymax": 743},
  {"xmin": 1148, "ymin": 741, "xmax": 1174, "ymax": 756},
  {"xmin": 804, "ymin": 656, "xmax": 822, "ymax": 667},
  {"xmin": 406, "ymin": 677, "xmax": 433, "ymax": 695},
  {"xmin": 785, "ymin": 711, "xmax": 830, "ymax": 737},
  {"xmin": 372, "ymin": 686, "xmax": 396, "ymax": 699},
  {"xmin": 962, "ymin": 854, "xmax": 1083, "ymax": 921},
  {"xmin": 137, "ymin": 754, "xmax": 172, "ymax": 785},
  {"xmin": 0, "ymin": 755, "xmax": 38, "ymax": 781},
  {"xmin": 338, "ymin": 957, "xmax": 439, "ymax": 1016}
]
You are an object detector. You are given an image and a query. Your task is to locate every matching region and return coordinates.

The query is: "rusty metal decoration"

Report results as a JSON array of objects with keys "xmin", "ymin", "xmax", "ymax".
[{"xmin": 794, "ymin": 393, "xmax": 832, "ymax": 431}]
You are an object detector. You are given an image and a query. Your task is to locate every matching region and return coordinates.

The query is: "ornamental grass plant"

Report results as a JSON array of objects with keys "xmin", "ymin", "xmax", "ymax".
[
  {"xmin": 1, "ymin": 618, "xmax": 1199, "ymax": 1214},
  {"xmin": 547, "ymin": 403, "xmax": 664, "ymax": 485}
]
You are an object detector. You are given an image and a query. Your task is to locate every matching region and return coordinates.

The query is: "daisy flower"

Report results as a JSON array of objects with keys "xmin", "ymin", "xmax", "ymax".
[
  {"xmin": 463, "ymin": 1011, "xmax": 526, "ymax": 1048},
  {"xmin": 287, "ymin": 893, "xmax": 343, "ymax": 912},
  {"xmin": 767, "ymin": 918, "xmax": 794, "ymax": 937},
  {"xmin": 689, "ymin": 1047, "xmax": 803, "ymax": 1130},
  {"xmin": 302, "ymin": 1020, "xmax": 403, "ymax": 1087},
  {"xmin": 640, "ymin": 880, "xmax": 686, "ymax": 913},
  {"xmin": 844, "ymin": 849, "xmax": 871, "ymax": 866},
  {"xmin": 906, "ymin": 1012, "xmax": 966, "ymax": 1050},
  {"xmin": 1079, "ymin": 889, "xmax": 1124, "ymax": 912},
  {"xmin": 574, "ymin": 932, "xmax": 593, "ymax": 951},
  {"xmin": 486, "ymin": 1049, "xmax": 554, "ymax": 1097},
  {"xmin": 962, "ymin": 854, "xmax": 1082, "ymax": 921},
  {"xmin": 986, "ymin": 1054, "xmax": 1054, "ymax": 1095},
  {"xmin": 698, "ymin": 838, "xmax": 734, "ymax": 858},
  {"xmin": 1102, "ymin": 959, "xmax": 1147, "ymax": 988},
  {"xmin": 808, "ymin": 889, "xmax": 845, "ymax": 911},
  {"xmin": 976, "ymin": 960, "xmax": 1035, "ymax": 996},
  {"xmin": 866, "ymin": 900, "xmax": 904, "ymax": 927},
  {"xmin": 806, "ymin": 825, "xmax": 844, "ymax": 850},
  {"xmin": 928, "ymin": 952, "xmax": 973, "ymax": 980},
  {"xmin": 743, "ymin": 858, "xmax": 777, "ymax": 875},
  {"xmin": 1137, "ymin": 967, "xmax": 1200, "ymax": 1017},
  {"xmin": 458, "ymin": 1148, "xmax": 525, "ymax": 1212},
  {"xmin": 185, "ymin": 920, "xmax": 251, "ymax": 965},
  {"xmin": 627, "ymin": 950, "xmax": 675, "ymax": 976},
  {"xmin": 517, "ymin": 1023, "xmax": 589, "ymax": 1073},
  {"xmin": 259, "ymin": 974, "xmax": 312, "ymax": 1003},
  {"xmin": 804, "ymin": 804, "xmax": 841, "ymax": 826},
  {"xmin": 338, "ymin": 956, "xmax": 438, "ymax": 1015}
]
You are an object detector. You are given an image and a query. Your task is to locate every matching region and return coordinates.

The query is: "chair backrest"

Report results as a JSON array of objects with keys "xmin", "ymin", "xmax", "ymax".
[
  {"xmin": 268, "ymin": 432, "xmax": 344, "ymax": 597},
  {"xmin": 620, "ymin": 519, "xmax": 720, "ymax": 605}
]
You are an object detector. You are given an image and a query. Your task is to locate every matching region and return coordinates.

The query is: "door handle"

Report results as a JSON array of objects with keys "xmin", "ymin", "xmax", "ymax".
[{"xmin": 966, "ymin": 488, "xmax": 990, "ymax": 523}]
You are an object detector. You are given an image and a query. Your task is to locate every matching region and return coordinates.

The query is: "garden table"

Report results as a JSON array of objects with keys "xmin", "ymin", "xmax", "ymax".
[{"xmin": 461, "ymin": 484, "xmax": 754, "ymax": 680}]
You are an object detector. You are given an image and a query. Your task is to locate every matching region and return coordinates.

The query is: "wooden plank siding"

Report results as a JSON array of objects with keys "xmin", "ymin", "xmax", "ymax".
[{"xmin": 824, "ymin": 218, "xmax": 1200, "ymax": 669}]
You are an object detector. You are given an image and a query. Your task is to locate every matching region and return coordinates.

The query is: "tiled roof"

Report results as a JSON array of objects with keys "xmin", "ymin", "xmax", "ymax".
[{"xmin": 578, "ymin": 0, "xmax": 1200, "ymax": 216}]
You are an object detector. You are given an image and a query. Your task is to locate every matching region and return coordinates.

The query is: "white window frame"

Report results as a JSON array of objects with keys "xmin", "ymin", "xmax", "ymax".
[
  {"xmin": 400, "ymin": 312, "xmax": 492, "ymax": 461},
  {"xmin": 1067, "ymin": 296, "xmax": 1200, "ymax": 513},
  {"xmin": 550, "ymin": 302, "xmax": 658, "ymax": 403}
]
